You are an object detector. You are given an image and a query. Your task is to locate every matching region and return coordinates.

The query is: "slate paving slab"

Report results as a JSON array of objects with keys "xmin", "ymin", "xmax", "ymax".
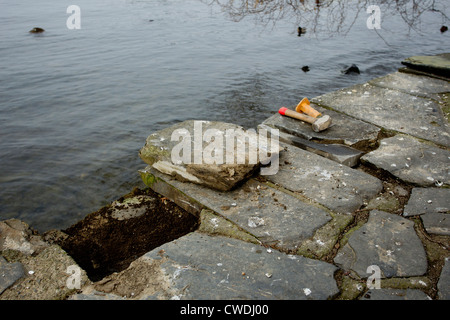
[
  {"xmin": 403, "ymin": 188, "xmax": 449, "ymax": 216},
  {"xmin": 401, "ymin": 53, "xmax": 450, "ymax": 79},
  {"xmin": 360, "ymin": 288, "xmax": 430, "ymax": 300},
  {"xmin": 312, "ymin": 83, "xmax": 450, "ymax": 147},
  {"xmin": 361, "ymin": 134, "xmax": 450, "ymax": 187},
  {"xmin": 268, "ymin": 143, "xmax": 383, "ymax": 214},
  {"xmin": 139, "ymin": 120, "xmax": 280, "ymax": 191},
  {"xmin": 258, "ymin": 124, "xmax": 364, "ymax": 167},
  {"xmin": 0, "ymin": 256, "xmax": 24, "ymax": 294},
  {"xmin": 140, "ymin": 166, "xmax": 331, "ymax": 251},
  {"xmin": 334, "ymin": 210, "xmax": 428, "ymax": 278},
  {"xmin": 369, "ymin": 71, "xmax": 450, "ymax": 101},
  {"xmin": 404, "ymin": 187, "xmax": 450, "ymax": 236},
  {"xmin": 261, "ymin": 106, "xmax": 380, "ymax": 149},
  {"xmin": 438, "ymin": 258, "xmax": 450, "ymax": 300},
  {"xmin": 137, "ymin": 232, "xmax": 339, "ymax": 300}
]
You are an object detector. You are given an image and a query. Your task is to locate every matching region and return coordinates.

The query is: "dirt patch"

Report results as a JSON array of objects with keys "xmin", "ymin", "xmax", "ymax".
[
  {"xmin": 89, "ymin": 255, "xmax": 175, "ymax": 299},
  {"xmin": 56, "ymin": 187, "xmax": 199, "ymax": 282}
]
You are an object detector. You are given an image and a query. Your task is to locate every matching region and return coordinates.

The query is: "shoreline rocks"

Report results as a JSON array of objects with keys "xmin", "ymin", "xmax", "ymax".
[{"xmin": 1, "ymin": 54, "xmax": 449, "ymax": 300}]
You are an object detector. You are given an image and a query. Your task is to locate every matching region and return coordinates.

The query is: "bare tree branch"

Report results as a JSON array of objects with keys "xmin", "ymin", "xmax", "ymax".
[{"xmin": 201, "ymin": 0, "xmax": 449, "ymax": 36}]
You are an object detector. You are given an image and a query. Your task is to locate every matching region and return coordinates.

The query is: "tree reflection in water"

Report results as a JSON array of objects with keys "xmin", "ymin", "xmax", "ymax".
[{"xmin": 201, "ymin": 0, "xmax": 449, "ymax": 36}]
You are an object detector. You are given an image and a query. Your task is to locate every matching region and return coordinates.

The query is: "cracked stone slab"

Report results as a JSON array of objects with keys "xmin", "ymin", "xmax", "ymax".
[
  {"xmin": 140, "ymin": 166, "xmax": 331, "ymax": 251},
  {"xmin": 259, "ymin": 124, "xmax": 364, "ymax": 167},
  {"xmin": 361, "ymin": 135, "xmax": 450, "ymax": 187},
  {"xmin": 261, "ymin": 106, "xmax": 380, "ymax": 148},
  {"xmin": 138, "ymin": 232, "xmax": 339, "ymax": 300},
  {"xmin": 139, "ymin": 120, "xmax": 280, "ymax": 191},
  {"xmin": 404, "ymin": 188, "xmax": 450, "ymax": 236},
  {"xmin": 334, "ymin": 210, "xmax": 428, "ymax": 278},
  {"xmin": 312, "ymin": 82, "xmax": 450, "ymax": 147},
  {"xmin": 267, "ymin": 143, "xmax": 383, "ymax": 214},
  {"xmin": 369, "ymin": 71, "xmax": 450, "ymax": 102}
]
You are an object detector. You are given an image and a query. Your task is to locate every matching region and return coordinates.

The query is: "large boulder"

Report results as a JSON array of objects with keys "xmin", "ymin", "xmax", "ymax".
[{"xmin": 139, "ymin": 120, "xmax": 280, "ymax": 191}]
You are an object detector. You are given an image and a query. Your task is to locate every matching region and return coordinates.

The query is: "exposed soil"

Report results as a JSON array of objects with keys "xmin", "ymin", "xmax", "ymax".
[{"xmin": 56, "ymin": 187, "xmax": 199, "ymax": 282}]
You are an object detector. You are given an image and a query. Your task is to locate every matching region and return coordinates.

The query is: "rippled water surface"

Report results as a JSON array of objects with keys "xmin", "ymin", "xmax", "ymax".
[{"xmin": 1, "ymin": 0, "xmax": 449, "ymax": 231}]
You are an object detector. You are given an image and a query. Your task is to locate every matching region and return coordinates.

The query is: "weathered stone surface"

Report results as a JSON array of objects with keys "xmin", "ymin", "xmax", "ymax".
[
  {"xmin": 334, "ymin": 210, "xmax": 428, "ymax": 278},
  {"xmin": 369, "ymin": 71, "xmax": 450, "ymax": 101},
  {"xmin": 297, "ymin": 213, "xmax": 353, "ymax": 259},
  {"xmin": 438, "ymin": 258, "xmax": 450, "ymax": 300},
  {"xmin": 404, "ymin": 188, "xmax": 449, "ymax": 235},
  {"xmin": 312, "ymin": 83, "xmax": 450, "ymax": 147},
  {"xmin": 139, "ymin": 120, "xmax": 280, "ymax": 191},
  {"xmin": 110, "ymin": 195, "xmax": 155, "ymax": 220},
  {"xmin": 261, "ymin": 106, "xmax": 380, "ymax": 149},
  {"xmin": 131, "ymin": 232, "xmax": 339, "ymax": 300},
  {"xmin": 360, "ymin": 288, "xmax": 430, "ymax": 300},
  {"xmin": 421, "ymin": 212, "xmax": 450, "ymax": 236},
  {"xmin": 140, "ymin": 166, "xmax": 332, "ymax": 251},
  {"xmin": 198, "ymin": 209, "xmax": 260, "ymax": 245},
  {"xmin": 361, "ymin": 135, "xmax": 450, "ymax": 186},
  {"xmin": 0, "ymin": 256, "xmax": 24, "ymax": 294},
  {"xmin": 366, "ymin": 192, "xmax": 401, "ymax": 214},
  {"xmin": 268, "ymin": 143, "xmax": 383, "ymax": 214},
  {"xmin": 0, "ymin": 245, "xmax": 89, "ymax": 300},
  {"xmin": 404, "ymin": 188, "xmax": 449, "ymax": 216},
  {"xmin": 259, "ymin": 124, "xmax": 364, "ymax": 167},
  {"xmin": 401, "ymin": 53, "xmax": 450, "ymax": 79},
  {"xmin": 0, "ymin": 219, "xmax": 48, "ymax": 255}
]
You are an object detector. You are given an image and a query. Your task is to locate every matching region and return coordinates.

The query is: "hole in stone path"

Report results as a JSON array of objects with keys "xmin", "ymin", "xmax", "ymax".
[{"xmin": 57, "ymin": 187, "xmax": 199, "ymax": 282}]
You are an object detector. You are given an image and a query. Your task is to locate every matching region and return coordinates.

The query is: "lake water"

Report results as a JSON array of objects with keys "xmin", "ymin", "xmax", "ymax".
[{"xmin": 1, "ymin": 0, "xmax": 449, "ymax": 232}]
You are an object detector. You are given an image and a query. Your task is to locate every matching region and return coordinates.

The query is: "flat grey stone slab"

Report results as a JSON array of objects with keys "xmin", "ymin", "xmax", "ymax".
[
  {"xmin": 361, "ymin": 135, "xmax": 450, "ymax": 187},
  {"xmin": 261, "ymin": 106, "xmax": 380, "ymax": 148},
  {"xmin": 259, "ymin": 124, "xmax": 364, "ymax": 167},
  {"xmin": 312, "ymin": 83, "xmax": 450, "ymax": 147},
  {"xmin": 141, "ymin": 232, "xmax": 339, "ymax": 300},
  {"xmin": 404, "ymin": 188, "xmax": 450, "ymax": 216},
  {"xmin": 0, "ymin": 256, "xmax": 25, "ymax": 294},
  {"xmin": 404, "ymin": 188, "xmax": 450, "ymax": 235},
  {"xmin": 360, "ymin": 288, "xmax": 430, "ymax": 300},
  {"xmin": 139, "ymin": 120, "xmax": 279, "ymax": 191},
  {"xmin": 438, "ymin": 258, "xmax": 450, "ymax": 300},
  {"xmin": 369, "ymin": 71, "xmax": 450, "ymax": 101},
  {"xmin": 140, "ymin": 166, "xmax": 332, "ymax": 251},
  {"xmin": 401, "ymin": 53, "xmax": 450, "ymax": 79},
  {"xmin": 268, "ymin": 143, "xmax": 383, "ymax": 214},
  {"xmin": 334, "ymin": 210, "xmax": 428, "ymax": 278}
]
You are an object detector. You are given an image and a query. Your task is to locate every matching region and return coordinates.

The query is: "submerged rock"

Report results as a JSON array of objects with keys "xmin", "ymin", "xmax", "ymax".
[
  {"xmin": 343, "ymin": 64, "xmax": 360, "ymax": 74},
  {"xmin": 139, "ymin": 120, "xmax": 280, "ymax": 191},
  {"xmin": 29, "ymin": 27, "xmax": 45, "ymax": 33}
]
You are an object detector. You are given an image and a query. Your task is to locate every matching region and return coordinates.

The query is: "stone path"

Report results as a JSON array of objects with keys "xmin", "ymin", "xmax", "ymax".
[{"xmin": 1, "ymin": 54, "xmax": 449, "ymax": 300}]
